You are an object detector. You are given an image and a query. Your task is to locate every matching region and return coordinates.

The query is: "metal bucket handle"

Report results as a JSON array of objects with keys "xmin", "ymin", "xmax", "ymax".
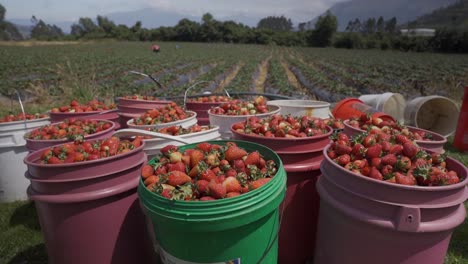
[
  {"xmin": 183, "ymin": 81, "xmax": 231, "ymax": 109},
  {"xmin": 112, "ymin": 128, "xmax": 190, "ymax": 144},
  {"xmin": 128, "ymin": 70, "xmax": 164, "ymax": 94}
]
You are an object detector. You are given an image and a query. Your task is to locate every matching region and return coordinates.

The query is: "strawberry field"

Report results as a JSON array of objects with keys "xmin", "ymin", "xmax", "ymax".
[{"xmin": 1, "ymin": 41, "xmax": 467, "ymax": 115}]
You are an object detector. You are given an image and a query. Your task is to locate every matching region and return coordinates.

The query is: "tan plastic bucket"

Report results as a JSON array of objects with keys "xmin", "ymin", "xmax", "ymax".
[
  {"xmin": 359, "ymin": 93, "xmax": 406, "ymax": 123},
  {"xmin": 404, "ymin": 96, "xmax": 459, "ymax": 137}
]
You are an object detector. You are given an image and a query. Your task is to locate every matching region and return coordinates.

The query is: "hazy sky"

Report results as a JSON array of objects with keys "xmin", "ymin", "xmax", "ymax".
[{"xmin": 3, "ymin": 0, "xmax": 347, "ymax": 23}]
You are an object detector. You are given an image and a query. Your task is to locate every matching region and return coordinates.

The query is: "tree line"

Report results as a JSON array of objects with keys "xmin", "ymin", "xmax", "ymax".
[{"xmin": 0, "ymin": 3, "xmax": 467, "ymax": 53}]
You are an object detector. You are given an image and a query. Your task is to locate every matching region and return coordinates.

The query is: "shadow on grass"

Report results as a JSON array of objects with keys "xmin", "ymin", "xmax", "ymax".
[
  {"xmin": 7, "ymin": 243, "xmax": 48, "ymax": 264},
  {"xmin": 9, "ymin": 201, "xmax": 41, "ymax": 231}
]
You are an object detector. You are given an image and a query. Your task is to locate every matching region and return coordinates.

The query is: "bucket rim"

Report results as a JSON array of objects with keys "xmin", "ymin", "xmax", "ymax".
[
  {"xmin": 117, "ymin": 97, "xmax": 172, "ymax": 104},
  {"xmin": 24, "ymin": 119, "xmax": 115, "ymax": 144},
  {"xmin": 24, "ymin": 140, "xmax": 146, "ymax": 168},
  {"xmin": 266, "ymin": 99, "xmax": 330, "ymax": 107},
  {"xmin": 208, "ymin": 105, "xmax": 280, "ymax": 118},
  {"xmin": 322, "ymin": 144, "xmax": 468, "ymax": 191},
  {"xmin": 230, "ymin": 124, "xmax": 333, "ymax": 142},
  {"xmin": 142, "ymin": 125, "xmax": 220, "ymax": 143},
  {"xmin": 0, "ymin": 116, "xmax": 50, "ymax": 126},
  {"xmin": 127, "ymin": 111, "xmax": 197, "ymax": 128}
]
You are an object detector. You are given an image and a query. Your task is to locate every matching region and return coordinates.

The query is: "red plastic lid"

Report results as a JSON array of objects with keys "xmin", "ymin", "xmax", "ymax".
[{"xmin": 332, "ymin": 98, "xmax": 365, "ymax": 119}]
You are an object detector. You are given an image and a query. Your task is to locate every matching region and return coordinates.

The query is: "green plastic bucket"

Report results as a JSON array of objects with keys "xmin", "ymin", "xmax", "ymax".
[{"xmin": 138, "ymin": 140, "xmax": 286, "ymax": 264}]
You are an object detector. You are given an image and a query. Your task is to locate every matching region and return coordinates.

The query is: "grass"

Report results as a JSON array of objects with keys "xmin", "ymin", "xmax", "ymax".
[{"xmin": 0, "ymin": 142, "xmax": 467, "ymax": 263}]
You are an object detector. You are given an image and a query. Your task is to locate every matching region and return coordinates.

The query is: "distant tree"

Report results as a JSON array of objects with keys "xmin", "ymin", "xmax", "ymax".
[
  {"xmin": 174, "ymin": 18, "xmax": 200, "ymax": 41},
  {"xmin": 377, "ymin": 16, "xmax": 385, "ymax": 33},
  {"xmin": 0, "ymin": 4, "xmax": 5, "ymax": 21},
  {"xmin": 307, "ymin": 10, "xmax": 337, "ymax": 47},
  {"xmin": 298, "ymin": 22, "xmax": 307, "ymax": 31},
  {"xmin": 257, "ymin": 16, "xmax": 293, "ymax": 31},
  {"xmin": 200, "ymin": 13, "xmax": 222, "ymax": 42},
  {"xmin": 131, "ymin": 21, "xmax": 142, "ymax": 33},
  {"xmin": 363, "ymin": 18, "xmax": 376, "ymax": 34},
  {"xmin": 385, "ymin": 17, "xmax": 397, "ymax": 33},
  {"xmin": 70, "ymin": 24, "xmax": 84, "ymax": 37},
  {"xmin": 345, "ymin": 18, "xmax": 361, "ymax": 32},
  {"xmin": 78, "ymin": 17, "xmax": 99, "ymax": 34},
  {"xmin": 31, "ymin": 17, "xmax": 64, "ymax": 40},
  {"xmin": 96, "ymin": 16, "xmax": 116, "ymax": 35}
]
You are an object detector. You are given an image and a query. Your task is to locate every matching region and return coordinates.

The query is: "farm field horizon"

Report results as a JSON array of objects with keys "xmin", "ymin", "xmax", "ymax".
[{"xmin": 1, "ymin": 41, "xmax": 467, "ymax": 115}]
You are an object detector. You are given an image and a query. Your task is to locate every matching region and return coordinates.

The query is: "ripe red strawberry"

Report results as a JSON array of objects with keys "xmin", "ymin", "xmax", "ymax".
[
  {"xmin": 381, "ymin": 154, "xmax": 397, "ymax": 166},
  {"xmin": 366, "ymin": 144, "xmax": 382, "ymax": 159},
  {"xmin": 196, "ymin": 180, "xmax": 209, "ymax": 195},
  {"xmin": 167, "ymin": 171, "xmax": 191, "ymax": 187},
  {"xmin": 389, "ymin": 144, "xmax": 403, "ymax": 155},
  {"xmin": 167, "ymin": 161, "xmax": 186, "ymax": 173},
  {"xmin": 226, "ymin": 192, "xmax": 241, "ymax": 198},
  {"xmin": 327, "ymin": 150, "xmax": 337, "ymax": 159},
  {"xmin": 395, "ymin": 134, "xmax": 411, "ymax": 144},
  {"xmin": 250, "ymin": 178, "xmax": 272, "ymax": 190},
  {"xmin": 244, "ymin": 151, "xmax": 261, "ymax": 166},
  {"xmin": 222, "ymin": 177, "xmax": 241, "ymax": 193},
  {"xmin": 351, "ymin": 143, "xmax": 365, "ymax": 159},
  {"xmin": 380, "ymin": 141, "xmax": 392, "ymax": 152},
  {"xmin": 402, "ymin": 142, "xmax": 418, "ymax": 159},
  {"xmin": 141, "ymin": 165, "xmax": 154, "ymax": 179},
  {"xmin": 369, "ymin": 167, "xmax": 383, "ymax": 180},
  {"xmin": 226, "ymin": 169, "xmax": 237, "ymax": 178},
  {"xmin": 200, "ymin": 196, "xmax": 216, "ymax": 201},
  {"xmin": 447, "ymin": 171, "xmax": 460, "ymax": 185},
  {"xmin": 337, "ymin": 133, "xmax": 350, "ymax": 143},
  {"xmin": 370, "ymin": 157, "xmax": 382, "ymax": 168},
  {"xmin": 233, "ymin": 159, "xmax": 246, "ymax": 172},
  {"xmin": 190, "ymin": 149, "xmax": 204, "ymax": 168},
  {"xmin": 335, "ymin": 144, "xmax": 352, "ymax": 155},
  {"xmin": 225, "ymin": 146, "xmax": 247, "ymax": 161},
  {"xmin": 395, "ymin": 172, "xmax": 416, "ymax": 185},
  {"xmin": 161, "ymin": 189, "xmax": 172, "ymax": 199},
  {"xmin": 396, "ymin": 156, "xmax": 412, "ymax": 171},
  {"xmin": 47, "ymin": 156, "xmax": 62, "ymax": 164},
  {"xmin": 161, "ymin": 145, "xmax": 178, "ymax": 156},
  {"xmin": 200, "ymin": 169, "xmax": 217, "ymax": 182},
  {"xmin": 362, "ymin": 135, "xmax": 377, "ymax": 147},
  {"xmin": 352, "ymin": 159, "xmax": 367, "ymax": 169},
  {"xmin": 208, "ymin": 181, "xmax": 226, "ymax": 199},
  {"xmin": 336, "ymin": 154, "xmax": 351, "ymax": 166},
  {"xmin": 181, "ymin": 155, "xmax": 191, "ymax": 166},
  {"xmin": 361, "ymin": 166, "xmax": 371, "ymax": 176},
  {"xmin": 196, "ymin": 142, "xmax": 212, "ymax": 153}
]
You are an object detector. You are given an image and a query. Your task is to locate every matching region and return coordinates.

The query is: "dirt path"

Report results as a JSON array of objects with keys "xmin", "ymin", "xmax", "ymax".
[
  {"xmin": 215, "ymin": 62, "xmax": 245, "ymax": 93},
  {"xmin": 254, "ymin": 57, "xmax": 271, "ymax": 93},
  {"xmin": 280, "ymin": 58, "xmax": 317, "ymax": 99}
]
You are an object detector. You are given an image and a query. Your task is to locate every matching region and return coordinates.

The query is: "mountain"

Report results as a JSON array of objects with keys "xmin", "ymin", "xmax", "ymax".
[
  {"xmin": 305, "ymin": 0, "xmax": 459, "ymax": 31},
  {"xmin": 407, "ymin": 0, "xmax": 468, "ymax": 29}
]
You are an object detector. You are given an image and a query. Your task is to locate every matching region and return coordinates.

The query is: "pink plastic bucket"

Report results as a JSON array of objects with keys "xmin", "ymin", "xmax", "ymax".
[
  {"xmin": 118, "ymin": 113, "xmax": 139, "ymax": 129},
  {"xmin": 186, "ymin": 101, "xmax": 223, "ymax": 125},
  {"xmin": 231, "ymin": 125, "xmax": 332, "ymax": 263},
  {"xmin": 117, "ymin": 97, "xmax": 172, "ymax": 108},
  {"xmin": 50, "ymin": 109, "xmax": 120, "ymax": 130},
  {"xmin": 25, "ymin": 119, "xmax": 116, "ymax": 152},
  {"xmin": 24, "ymin": 142, "xmax": 155, "ymax": 264},
  {"xmin": 343, "ymin": 120, "xmax": 447, "ymax": 153},
  {"xmin": 314, "ymin": 145, "xmax": 468, "ymax": 264}
]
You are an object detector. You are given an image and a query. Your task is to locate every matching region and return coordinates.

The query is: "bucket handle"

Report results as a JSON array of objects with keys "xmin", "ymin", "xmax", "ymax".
[
  {"xmin": 317, "ymin": 178, "xmax": 467, "ymax": 232},
  {"xmin": 183, "ymin": 81, "xmax": 231, "ymax": 109},
  {"xmin": 113, "ymin": 128, "xmax": 190, "ymax": 144}
]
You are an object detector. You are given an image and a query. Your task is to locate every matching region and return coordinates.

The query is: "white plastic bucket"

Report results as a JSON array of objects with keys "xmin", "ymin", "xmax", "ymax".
[
  {"xmin": 208, "ymin": 105, "xmax": 281, "ymax": 139},
  {"xmin": 0, "ymin": 117, "xmax": 50, "ymax": 202},
  {"xmin": 126, "ymin": 111, "xmax": 198, "ymax": 130},
  {"xmin": 266, "ymin": 100, "xmax": 331, "ymax": 119},
  {"xmin": 404, "ymin": 96, "xmax": 459, "ymax": 137},
  {"xmin": 359, "ymin": 93, "xmax": 406, "ymax": 123}
]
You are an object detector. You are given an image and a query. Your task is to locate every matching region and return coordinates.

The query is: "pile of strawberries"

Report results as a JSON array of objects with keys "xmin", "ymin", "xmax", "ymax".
[
  {"xmin": 232, "ymin": 115, "xmax": 329, "ymax": 138},
  {"xmin": 0, "ymin": 113, "xmax": 48, "ymax": 123},
  {"xmin": 328, "ymin": 131, "xmax": 462, "ymax": 186},
  {"xmin": 147, "ymin": 124, "xmax": 212, "ymax": 136},
  {"xmin": 26, "ymin": 119, "xmax": 113, "ymax": 141},
  {"xmin": 50, "ymin": 100, "xmax": 116, "ymax": 113},
  {"xmin": 323, "ymin": 118, "xmax": 345, "ymax": 130},
  {"xmin": 123, "ymin": 95, "xmax": 162, "ymax": 101},
  {"xmin": 39, "ymin": 136, "xmax": 143, "ymax": 164},
  {"xmin": 210, "ymin": 96, "xmax": 269, "ymax": 116},
  {"xmin": 133, "ymin": 102, "xmax": 193, "ymax": 125},
  {"xmin": 141, "ymin": 142, "xmax": 278, "ymax": 201},
  {"xmin": 188, "ymin": 95, "xmax": 233, "ymax": 103},
  {"xmin": 348, "ymin": 114, "xmax": 434, "ymax": 141}
]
